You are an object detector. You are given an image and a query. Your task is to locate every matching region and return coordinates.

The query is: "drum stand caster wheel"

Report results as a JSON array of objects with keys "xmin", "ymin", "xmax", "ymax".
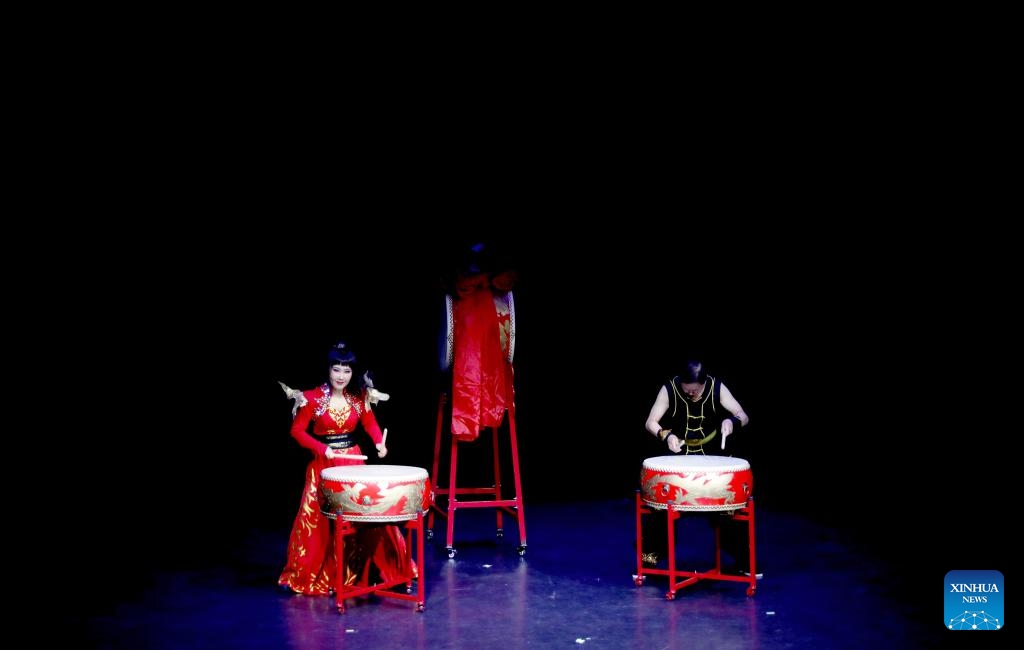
[
  {"xmin": 633, "ymin": 575, "xmax": 645, "ymax": 586},
  {"xmin": 446, "ymin": 547, "xmax": 457, "ymax": 559},
  {"xmin": 665, "ymin": 592, "xmax": 676, "ymax": 601},
  {"xmin": 427, "ymin": 529, "xmax": 434, "ymax": 540},
  {"xmin": 496, "ymin": 528, "xmax": 504, "ymax": 538},
  {"xmin": 416, "ymin": 602, "xmax": 425, "ymax": 612},
  {"xmin": 516, "ymin": 545, "xmax": 526, "ymax": 557},
  {"xmin": 746, "ymin": 586, "xmax": 756, "ymax": 597}
]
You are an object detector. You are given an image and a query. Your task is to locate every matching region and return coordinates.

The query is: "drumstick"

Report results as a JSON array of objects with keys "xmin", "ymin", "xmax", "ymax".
[
  {"xmin": 331, "ymin": 449, "xmax": 368, "ymax": 460},
  {"xmin": 382, "ymin": 428, "xmax": 388, "ymax": 445}
]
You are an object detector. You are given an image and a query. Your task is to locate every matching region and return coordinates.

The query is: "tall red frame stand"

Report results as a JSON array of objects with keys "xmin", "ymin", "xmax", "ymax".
[
  {"xmin": 634, "ymin": 491, "xmax": 757, "ymax": 599},
  {"xmin": 331, "ymin": 512, "xmax": 427, "ymax": 613},
  {"xmin": 427, "ymin": 391, "xmax": 527, "ymax": 559}
]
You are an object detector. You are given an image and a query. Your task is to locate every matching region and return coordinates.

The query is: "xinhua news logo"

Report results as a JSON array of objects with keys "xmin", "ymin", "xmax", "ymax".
[{"xmin": 945, "ymin": 569, "xmax": 1003, "ymax": 631}]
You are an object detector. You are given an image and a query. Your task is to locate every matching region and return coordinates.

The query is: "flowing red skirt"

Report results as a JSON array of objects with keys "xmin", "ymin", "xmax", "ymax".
[{"xmin": 277, "ymin": 455, "xmax": 414, "ymax": 595}]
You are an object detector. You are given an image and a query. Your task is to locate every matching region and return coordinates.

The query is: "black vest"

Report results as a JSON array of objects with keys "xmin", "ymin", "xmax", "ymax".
[{"xmin": 663, "ymin": 375, "xmax": 721, "ymax": 454}]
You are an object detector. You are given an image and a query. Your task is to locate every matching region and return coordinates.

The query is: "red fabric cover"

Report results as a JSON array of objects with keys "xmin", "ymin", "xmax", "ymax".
[{"xmin": 450, "ymin": 279, "xmax": 512, "ymax": 442}]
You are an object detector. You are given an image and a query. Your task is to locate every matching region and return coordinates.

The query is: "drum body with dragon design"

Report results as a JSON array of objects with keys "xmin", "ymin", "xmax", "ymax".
[
  {"xmin": 320, "ymin": 465, "xmax": 433, "ymax": 522},
  {"xmin": 640, "ymin": 455, "xmax": 752, "ymax": 512}
]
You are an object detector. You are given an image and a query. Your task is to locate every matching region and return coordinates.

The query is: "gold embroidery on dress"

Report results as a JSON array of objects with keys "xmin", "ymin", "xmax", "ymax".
[{"xmin": 328, "ymin": 400, "xmax": 352, "ymax": 426}]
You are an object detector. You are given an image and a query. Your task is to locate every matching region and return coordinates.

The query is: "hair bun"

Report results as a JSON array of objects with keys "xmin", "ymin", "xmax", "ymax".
[{"xmin": 328, "ymin": 341, "xmax": 357, "ymax": 366}]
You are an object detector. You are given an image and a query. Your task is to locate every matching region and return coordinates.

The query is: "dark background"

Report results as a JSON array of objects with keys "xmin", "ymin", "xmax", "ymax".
[{"xmin": 59, "ymin": 218, "xmax": 1013, "ymax": 611}]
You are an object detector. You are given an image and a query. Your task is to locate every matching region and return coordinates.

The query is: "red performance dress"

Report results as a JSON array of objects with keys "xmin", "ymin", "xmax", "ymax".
[{"xmin": 278, "ymin": 384, "xmax": 413, "ymax": 595}]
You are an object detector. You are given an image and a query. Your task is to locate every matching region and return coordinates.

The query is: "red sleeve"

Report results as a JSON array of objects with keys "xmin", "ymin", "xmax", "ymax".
[
  {"xmin": 360, "ymin": 400, "xmax": 383, "ymax": 446},
  {"xmin": 290, "ymin": 398, "xmax": 328, "ymax": 457}
]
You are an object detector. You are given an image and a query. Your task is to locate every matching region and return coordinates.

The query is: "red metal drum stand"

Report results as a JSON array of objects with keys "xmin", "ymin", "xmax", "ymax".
[
  {"xmin": 634, "ymin": 491, "xmax": 758, "ymax": 599},
  {"xmin": 332, "ymin": 512, "xmax": 426, "ymax": 613},
  {"xmin": 427, "ymin": 392, "xmax": 527, "ymax": 559}
]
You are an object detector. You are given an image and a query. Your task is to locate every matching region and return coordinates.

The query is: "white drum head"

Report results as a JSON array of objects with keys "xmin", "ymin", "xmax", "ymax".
[{"xmin": 642, "ymin": 455, "xmax": 750, "ymax": 473}]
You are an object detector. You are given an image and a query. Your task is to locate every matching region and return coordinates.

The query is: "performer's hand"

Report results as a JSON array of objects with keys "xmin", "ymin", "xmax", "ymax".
[
  {"xmin": 721, "ymin": 418, "xmax": 739, "ymax": 449},
  {"xmin": 667, "ymin": 434, "xmax": 682, "ymax": 454},
  {"xmin": 376, "ymin": 443, "xmax": 388, "ymax": 458}
]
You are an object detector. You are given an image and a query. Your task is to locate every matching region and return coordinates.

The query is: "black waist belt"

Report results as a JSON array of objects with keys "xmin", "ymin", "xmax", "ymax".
[{"xmin": 323, "ymin": 432, "xmax": 355, "ymax": 449}]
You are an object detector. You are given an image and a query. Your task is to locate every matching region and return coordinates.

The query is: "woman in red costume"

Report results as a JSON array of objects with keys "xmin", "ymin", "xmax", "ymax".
[{"xmin": 277, "ymin": 341, "xmax": 412, "ymax": 595}]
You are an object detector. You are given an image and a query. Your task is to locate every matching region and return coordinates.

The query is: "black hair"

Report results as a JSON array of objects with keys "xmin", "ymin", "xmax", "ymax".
[
  {"xmin": 327, "ymin": 341, "xmax": 357, "ymax": 367},
  {"xmin": 327, "ymin": 341, "xmax": 368, "ymax": 394},
  {"xmin": 679, "ymin": 360, "xmax": 708, "ymax": 384}
]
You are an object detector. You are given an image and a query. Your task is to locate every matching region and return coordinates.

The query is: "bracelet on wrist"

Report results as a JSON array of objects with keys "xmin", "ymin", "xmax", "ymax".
[{"xmin": 657, "ymin": 428, "xmax": 671, "ymax": 441}]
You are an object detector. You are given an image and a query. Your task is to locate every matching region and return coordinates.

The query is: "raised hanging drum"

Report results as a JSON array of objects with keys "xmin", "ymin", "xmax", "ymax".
[
  {"xmin": 439, "ymin": 290, "xmax": 516, "ymax": 371},
  {"xmin": 320, "ymin": 465, "xmax": 433, "ymax": 522},
  {"xmin": 640, "ymin": 455, "xmax": 753, "ymax": 512}
]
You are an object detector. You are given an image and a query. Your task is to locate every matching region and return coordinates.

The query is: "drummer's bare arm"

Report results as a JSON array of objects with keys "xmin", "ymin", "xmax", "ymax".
[
  {"xmin": 645, "ymin": 386, "xmax": 671, "ymax": 438},
  {"xmin": 646, "ymin": 386, "xmax": 682, "ymax": 451},
  {"xmin": 718, "ymin": 383, "xmax": 749, "ymax": 448}
]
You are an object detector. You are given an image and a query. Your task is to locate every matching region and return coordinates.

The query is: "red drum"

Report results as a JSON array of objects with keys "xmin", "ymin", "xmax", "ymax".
[
  {"xmin": 320, "ymin": 465, "xmax": 433, "ymax": 522},
  {"xmin": 640, "ymin": 455, "xmax": 753, "ymax": 512},
  {"xmin": 439, "ymin": 291, "xmax": 516, "ymax": 371}
]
